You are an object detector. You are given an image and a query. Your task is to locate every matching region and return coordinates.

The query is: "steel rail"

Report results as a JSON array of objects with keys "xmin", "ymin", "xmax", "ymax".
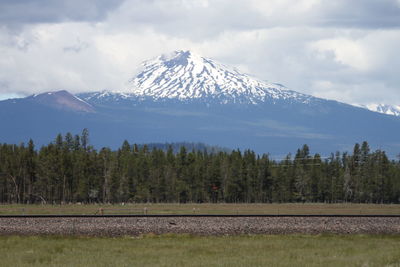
[{"xmin": 1, "ymin": 214, "xmax": 400, "ymax": 218}]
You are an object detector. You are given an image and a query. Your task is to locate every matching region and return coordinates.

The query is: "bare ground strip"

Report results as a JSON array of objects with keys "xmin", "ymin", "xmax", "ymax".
[{"xmin": 0, "ymin": 216, "xmax": 399, "ymax": 236}]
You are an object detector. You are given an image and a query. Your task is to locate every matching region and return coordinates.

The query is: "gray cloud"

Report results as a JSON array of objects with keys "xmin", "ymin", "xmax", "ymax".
[
  {"xmin": 0, "ymin": 0, "xmax": 399, "ymax": 107},
  {"xmin": 106, "ymin": 0, "xmax": 400, "ymax": 40},
  {"xmin": 314, "ymin": 0, "xmax": 400, "ymax": 28},
  {"xmin": 0, "ymin": 0, "xmax": 124, "ymax": 26},
  {"xmin": 63, "ymin": 38, "xmax": 89, "ymax": 53}
]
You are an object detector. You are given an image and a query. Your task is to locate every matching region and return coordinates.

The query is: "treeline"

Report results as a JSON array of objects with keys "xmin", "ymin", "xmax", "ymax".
[
  {"xmin": 1, "ymin": 130, "xmax": 400, "ymax": 204},
  {"xmin": 143, "ymin": 142, "xmax": 230, "ymax": 154}
]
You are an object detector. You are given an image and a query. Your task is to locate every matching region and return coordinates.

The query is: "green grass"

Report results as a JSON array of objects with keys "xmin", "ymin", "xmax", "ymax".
[
  {"xmin": 0, "ymin": 203, "xmax": 399, "ymax": 215},
  {"xmin": 0, "ymin": 234, "xmax": 399, "ymax": 266}
]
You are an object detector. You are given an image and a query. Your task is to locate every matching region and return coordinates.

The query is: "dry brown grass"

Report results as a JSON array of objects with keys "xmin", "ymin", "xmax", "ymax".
[{"xmin": 0, "ymin": 203, "xmax": 399, "ymax": 215}]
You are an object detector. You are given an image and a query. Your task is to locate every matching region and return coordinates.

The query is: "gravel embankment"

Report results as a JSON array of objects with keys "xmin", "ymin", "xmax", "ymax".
[{"xmin": 0, "ymin": 217, "xmax": 399, "ymax": 236}]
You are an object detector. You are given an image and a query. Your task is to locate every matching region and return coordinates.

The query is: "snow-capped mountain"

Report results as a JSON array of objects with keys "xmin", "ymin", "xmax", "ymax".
[
  {"xmin": 359, "ymin": 104, "xmax": 400, "ymax": 117},
  {"xmin": 82, "ymin": 50, "xmax": 314, "ymax": 105},
  {"xmin": 2, "ymin": 50, "xmax": 400, "ymax": 157}
]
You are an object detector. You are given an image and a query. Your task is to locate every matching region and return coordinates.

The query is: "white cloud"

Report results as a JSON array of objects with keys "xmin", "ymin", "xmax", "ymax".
[
  {"xmin": 0, "ymin": 22, "xmax": 123, "ymax": 94},
  {"xmin": 0, "ymin": 0, "xmax": 400, "ymax": 105},
  {"xmin": 311, "ymin": 38, "xmax": 371, "ymax": 71},
  {"xmin": 250, "ymin": 0, "xmax": 319, "ymax": 17},
  {"xmin": 311, "ymin": 81, "xmax": 398, "ymax": 105}
]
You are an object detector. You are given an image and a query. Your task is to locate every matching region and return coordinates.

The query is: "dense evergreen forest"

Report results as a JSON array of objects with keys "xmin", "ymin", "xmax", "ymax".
[{"xmin": 1, "ymin": 129, "xmax": 400, "ymax": 204}]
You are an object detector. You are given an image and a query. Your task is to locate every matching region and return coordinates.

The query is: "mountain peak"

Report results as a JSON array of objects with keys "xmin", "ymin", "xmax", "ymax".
[
  {"xmin": 28, "ymin": 90, "xmax": 95, "ymax": 113},
  {"xmin": 358, "ymin": 103, "xmax": 400, "ymax": 117},
  {"xmin": 160, "ymin": 50, "xmax": 192, "ymax": 67},
  {"xmin": 127, "ymin": 50, "xmax": 313, "ymax": 104}
]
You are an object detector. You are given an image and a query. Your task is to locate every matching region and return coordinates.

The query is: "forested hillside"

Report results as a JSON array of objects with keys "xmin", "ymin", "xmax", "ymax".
[{"xmin": 1, "ymin": 130, "xmax": 399, "ymax": 204}]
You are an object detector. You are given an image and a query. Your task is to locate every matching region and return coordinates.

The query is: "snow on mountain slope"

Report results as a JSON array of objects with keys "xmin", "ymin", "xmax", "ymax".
[
  {"xmin": 79, "ymin": 90, "xmax": 134, "ymax": 103},
  {"xmin": 356, "ymin": 103, "xmax": 400, "ymax": 117},
  {"xmin": 85, "ymin": 50, "xmax": 314, "ymax": 105}
]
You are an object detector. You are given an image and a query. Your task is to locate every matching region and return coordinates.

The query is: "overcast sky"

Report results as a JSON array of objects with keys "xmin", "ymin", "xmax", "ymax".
[{"xmin": 1, "ymin": 0, "xmax": 400, "ymax": 105}]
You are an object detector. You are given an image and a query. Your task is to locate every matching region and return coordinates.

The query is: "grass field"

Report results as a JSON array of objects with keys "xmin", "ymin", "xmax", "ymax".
[
  {"xmin": 0, "ymin": 234, "xmax": 399, "ymax": 266},
  {"xmin": 0, "ymin": 203, "xmax": 399, "ymax": 215}
]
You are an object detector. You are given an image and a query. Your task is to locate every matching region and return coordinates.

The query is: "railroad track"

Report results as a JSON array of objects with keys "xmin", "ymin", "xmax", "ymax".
[
  {"xmin": 1, "ymin": 214, "xmax": 399, "ymax": 235},
  {"xmin": 1, "ymin": 214, "xmax": 400, "ymax": 218}
]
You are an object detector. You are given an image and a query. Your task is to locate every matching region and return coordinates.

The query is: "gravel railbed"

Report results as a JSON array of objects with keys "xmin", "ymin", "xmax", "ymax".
[{"xmin": 0, "ymin": 217, "xmax": 399, "ymax": 236}]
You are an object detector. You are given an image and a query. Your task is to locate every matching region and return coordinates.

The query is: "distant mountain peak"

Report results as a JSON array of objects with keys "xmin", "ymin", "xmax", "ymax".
[
  {"xmin": 356, "ymin": 103, "xmax": 400, "ymax": 117},
  {"xmin": 28, "ymin": 90, "xmax": 95, "ymax": 113},
  {"xmin": 123, "ymin": 50, "xmax": 313, "ymax": 104}
]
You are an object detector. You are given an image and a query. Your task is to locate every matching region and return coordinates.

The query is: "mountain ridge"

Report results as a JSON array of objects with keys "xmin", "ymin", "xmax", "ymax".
[
  {"xmin": 1, "ymin": 50, "xmax": 400, "ymax": 157},
  {"xmin": 121, "ymin": 50, "xmax": 315, "ymax": 105},
  {"xmin": 356, "ymin": 103, "xmax": 400, "ymax": 117},
  {"xmin": 9, "ymin": 90, "xmax": 95, "ymax": 113}
]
